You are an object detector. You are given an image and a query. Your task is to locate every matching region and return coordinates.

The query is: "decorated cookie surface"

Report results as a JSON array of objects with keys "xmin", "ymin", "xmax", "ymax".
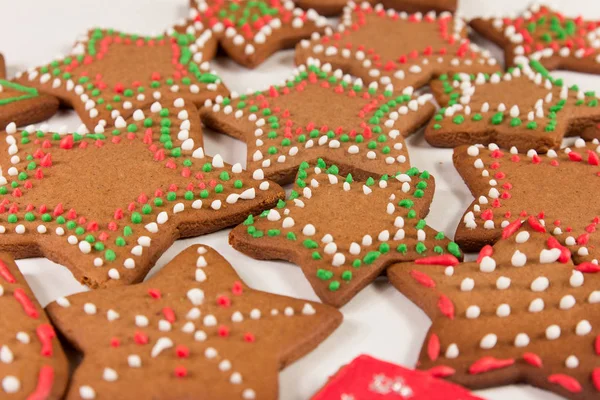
[
  {"xmin": 201, "ymin": 59, "xmax": 436, "ymax": 185},
  {"xmin": 229, "ymin": 159, "xmax": 461, "ymax": 307},
  {"xmin": 0, "ymin": 254, "xmax": 69, "ymax": 399},
  {"xmin": 13, "ymin": 29, "xmax": 228, "ymax": 131},
  {"xmin": 312, "ymin": 354, "xmax": 482, "ymax": 400},
  {"xmin": 47, "ymin": 245, "xmax": 342, "ymax": 400},
  {"xmin": 388, "ymin": 218, "xmax": 600, "ymax": 400},
  {"xmin": 471, "ymin": 3, "xmax": 600, "ymax": 74},
  {"xmin": 0, "ymin": 53, "xmax": 59, "ymax": 131},
  {"xmin": 0, "ymin": 97, "xmax": 284, "ymax": 288},
  {"xmin": 175, "ymin": 0, "xmax": 328, "ymax": 68},
  {"xmin": 295, "ymin": 0, "xmax": 458, "ymax": 17},
  {"xmin": 453, "ymin": 139, "xmax": 600, "ymax": 263},
  {"xmin": 426, "ymin": 61, "xmax": 600, "ymax": 151},
  {"xmin": 295, "ymin": 2, "xmax": 499, "ymax": 92}
]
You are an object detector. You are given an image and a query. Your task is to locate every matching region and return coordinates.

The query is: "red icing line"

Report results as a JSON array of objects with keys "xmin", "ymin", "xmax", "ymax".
[
  {"xmin": 468, "ymin": 357, "xmax": 515, "ymax": 375},
  {"xmin": 576, "ymin": 262, "xmax": 600, "ymax": 273},
  {"xmin": 546, "ymin": 237, "xmax": 571, "ymax": 263},
  {"xmin": 476, "ymin": 245, "xmax": 493, "ymax": 263},
  {"xmin": 410, "ymin": 270, "xmax": 436, "ymax": 288},
  {"xmin": 548, "ymin": 374, "xmax": 582, "ymax": 393},
  {"xmin": 14, "ymin": 288, "xmax": 39, "ymax": 319},
  {"xmin": 437, "ymin": 295, "xmax": 454, "ymax": 320},
  {"xmin": 592, "ymin": 368, "xmax": 600, "ymax": 391},
  {"xmin": 522, "ymin": 353, "xmax": 542, "ymax": 368},
  {"xmin": 0, "ymin": 259, "xmax": 17, "ymax": 283},
  {"xmin": 415, "ymin": 255, "xmax": 459, "ymax": 267},
  {"xmin": 501, "ymin": 219, "xmax": 523, "ymax": 239},
  {"xmin": 427, "ymin": 334, "xmax": 440, "ymax": 361},
  {"xmin": 26, "ymin": 366, "xmax": 54, "ymax": 400},
  {"xmin": 426, "ymin": 365, "xmax": 455, "ymax": 378},
  {"xmin": 162, "ymin": 307, "xmax": 176, "ymax": 323},
  {"xmin": 527, "ymin": 216, "xmax": 546, "ymax": 233},
  {"xmin": 36, "ymin": 324, "xmax": 56, "ymax": 357}
]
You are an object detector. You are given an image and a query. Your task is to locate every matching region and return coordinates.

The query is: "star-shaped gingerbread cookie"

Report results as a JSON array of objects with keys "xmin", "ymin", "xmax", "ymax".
[
  {"xmin": 0, "ymin": 254, "xmax": 69, "ymax": 399},
  {"xmin": 173, "ymin": 0, "xmax": 328, "ymax": 68},
  {"xmin": 295, "ymin": 0, "xmax": 458, "ymax": 17},
  {"xmin": 200, "ymin": 60, "xmax": 436, "ymax": 185},
  {"xmin": 0, "ymin": 53, "xmax": 59, "ymax": 131},
  {"xmin": 229, "ymin": 159, "xmax": 462, "ymax": 307},
  {"xmin": 471, "ymin": 3, "xmax": 600, "ymax": 74},
  {"xmin": 312, "ymin": 355, "xmax": 482, "ymax": 400},
  {"xmin": 295, "ymin": 2, "xmax": 499, "ymax": 92},
  {"xmin": 453, "ymin": 140, "xmax": 600, "ymax": 264},
  {"xmin": 46, "ymin": 244, "xmax": 342, "ymax": 400},
  {"xmin": 0, "ymin": 97, "xmax": 284, "ymax": 288},
  {"xmin": 426, "ymin": 61, "xmax": 600, "ymax": 151},
  {"xmin": 388, "ymin": 217, "xmax": 600, "ymax": 399},
  {"xmin": 12, "ymin": 29, "xmax": 228, "ymax": 132}
]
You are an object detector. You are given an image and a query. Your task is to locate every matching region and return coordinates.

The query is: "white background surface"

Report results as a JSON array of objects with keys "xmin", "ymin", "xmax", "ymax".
[{"xmin": 1, "ymin": 1, "xmax": 600, "ymax": 399}]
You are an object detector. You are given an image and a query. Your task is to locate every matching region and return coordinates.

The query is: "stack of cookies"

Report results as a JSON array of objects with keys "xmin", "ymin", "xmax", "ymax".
[{"xmin": 0, "ymin": 1, "xmax": 599, "ymax": 399}]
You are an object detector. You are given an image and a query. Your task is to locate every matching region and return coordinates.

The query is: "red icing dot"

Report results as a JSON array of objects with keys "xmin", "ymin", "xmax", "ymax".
[
  {"xmin": 147, "ymin": 289, "xmax": 161, "ymax": 299},
  {"xmin": 174, "ymin": 366, "xmax": 188, "ymax": 378},
  {"xmin": 232, "ymin": 281, "xmax": 243, "ymax": 296},
  {"xmin": 134, "ymin": 331, "xmax": 149, "ymax": 345},
  {"xmin": 176, "ymin": 345, "xmax": 190, "ymax": 358},
  {"xmin": 110, "ymin": 337, "xmax": 120, "ymax": 347},
  {"xmin": 218, "ymin": 326, "xmax": 230, "ymax": 338},
  {"xmin": 244, "ymin": 333, "xmax": 255, "ymax": 343},
  {"xmin": 217, "ymin": 295, "xmax": 231, "ymax": 308}
]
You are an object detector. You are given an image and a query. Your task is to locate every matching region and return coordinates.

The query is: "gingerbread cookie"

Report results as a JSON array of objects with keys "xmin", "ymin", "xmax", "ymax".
[
  {"xmin": 229, "ymin": 159, "xmax": 462, "ymax": 307},
  {"xmin": 201, "ymin": 59, "xmax": 436, "ymax": 185},
  {"xmin": 295, "ymin": 0, "xmax": 458, "ymax": 17},
  {"xmin": 426, "ymin": 61, "xmax": 600, "ymax": 152},
  {"xmin": 453, "ymin": 140, "xmax": 600, "ymax": 262},
  {"xmin": 312, "ymin": 355, "xmax": 483, "ymax": 399},
  {"xmin": 174, "ymin": 0, "xmax": 328, "ymax": 68},
  {"xmin": 0, "ymin": 253, "xmax": 69, "ymax": 399},
  {"xmin": 471, "ymin": 3, "xmax": 600, "ymax": 74},
  {"xmin": 0, "ymin": 53, "xmax": 59, "ymax": 131},
  {"xmin": 388, "ymin": 217, "xmax": 600, "ymax": 399},
  {"xmin": 0, "ymin": 97, "xmax": 284, "ymax": 289},
  {"xmin": 295, "ymin": 2, "xmax": 499, "ymax": 92},
  {"xmin": 47, "ymin": 244, "xmax": 342, "ymax": 400},
  {"xmin": 13, "ymin": 29, "xmax": 228, "ymax": 131}
]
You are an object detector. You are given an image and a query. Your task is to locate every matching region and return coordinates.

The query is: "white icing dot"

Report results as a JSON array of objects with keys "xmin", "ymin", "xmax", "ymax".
[
  {"xmin": 79, "ymin": 385, "xmax": 96, "ymax": 399},
  {"xmin": 546, "ymin": 325, "xmax": 561, "ymax": 340},
  {"xmin": 83, "ymin": 303, "xmax": 97, "ymax": 315},
  {"xmin": 529, "ymin": 298, "xmax": 545, "ymax": 313},
  {"xmin": 479, "ymin": 256, "xmax": 496, "ymax": 272},
  {"xmin": 559, "ymin": 295, "xmax": 576, "ymax": 310},
  {"xmin": 530, "ymin": 276, "xmax": 549, "ymax": 292},
  {"xmin": 496, "ymin": 276, "xmax": 511, "ymax": 290},
  {"xmin": 480, "ymin": 333, "xmax": 497, "ymax": 349},
  {"xmin": 460, "ymin": 278, "xmax": 474, "ymax": 291},
  {"xmin": 515, "ymin": 231, "xmax": 530, "ymax": 243},
  {"xmin": 496, "ymin": 304, "xmax": 511, "ymax": 317},
  {"xmin": 565, "ymin": 355, "xmax": 579, "ymax": 369},
  {"xmin": 466, "ymin": 305, "xmax": 480, "ymax": 319},
  {"xmin": 576, "ymin": 320, "xmax": 592, "ymax": 336},
  {"xmin": 445, "ymin": 343, "xmax": 459, "ymax": 359},
  {"xmin": 514, "ymin": 333, "xmax": 530, "ymax": 348},
  {"xmin": 2, "ymin": 376, "xmax": 19, "ymax": 393}
]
